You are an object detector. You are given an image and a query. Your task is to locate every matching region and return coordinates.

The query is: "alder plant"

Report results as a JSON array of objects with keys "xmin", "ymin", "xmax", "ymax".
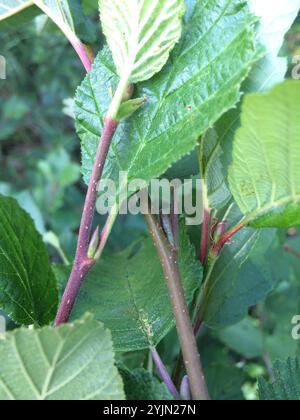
[{"xmin": 0, "ymin": 0, "xmax": 300, "ymax": 401}]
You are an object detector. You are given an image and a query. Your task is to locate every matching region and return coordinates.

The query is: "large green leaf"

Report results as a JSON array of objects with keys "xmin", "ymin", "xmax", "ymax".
[
  {"xmin": 120, "ymin": 368, "xmax": 173, "ymax": 400},
  {"xmin": 54, "ymin": 225, "xmax": 201, "ymax": 351},
  {"xmin": 0, "ymin": 195, "xmax": 58, "ymax": 326},
  {"xmin": 206, "ymin": 0, "xmax": 300, "ymax": 211},
  {"xmin": 259, "ymin": 358, "xmax": 300, "ymax": 400},
  {"xmin": 99, "ymin": 0, "xmax": 185, "ymax": 83},
  {"xmin": 0, "ymin": 315, "xmax": 124, "ymax": 400},
  {"xmin": 76, "ymin": 0, "xmax": 261, "ymax": 198},
  {"xmin": 229, "ymin": 81, "xmax": 300, "ymax": 229}
]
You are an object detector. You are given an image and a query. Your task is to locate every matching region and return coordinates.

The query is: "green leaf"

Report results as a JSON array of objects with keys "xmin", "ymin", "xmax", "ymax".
[
  {"xmin": 218, "ymin": 317, "xmax": 264, "ymax": 359},
  {"xmin": 201, "ymin": 129, "xmax": 231, "ymax": 210},
  {"xmin": 259, "ymin": 358, "xmax": 300, "ymax": 400},
  {"xmin": 76, "ymin": 0, "xmax": 261, "ymax": 199},
  {"xmin": 54, "ymin": 224, "xmax": 201, "ymax": 351},
  {"xmin": 0, "ymin": 315, "xmax": 125, "ymax": 400},
  {"xmin": 120, "ymin": 368, "xmax": 173, "ymax": 400},
  {"xmin": 99, "ymin": 0, "xmax": 185, "ymax": 83},
  {"xmin": 261, "ymin": 242, "xmax": 300, "ymax": 361},
  {"xmin": 0, "ymin": 0, "xmax": 33, "ymax": 21},
  {"xmin": 0, "ymin": 195, "xmax": 58, "ymax": 326},
  {"xmin": 0, "ymin": 1, "xmax": 94, "ymax": 43},
  {"xmin": 201, "ymin": 335, "xmax": 246, "ymax": 400},
  {"xmin": 207, "ymin": 0, "xmax": 300, "ymax": 204},
  {"xmin": 229, "ymin": 81, "xmax": 300, "ymax": 229}
]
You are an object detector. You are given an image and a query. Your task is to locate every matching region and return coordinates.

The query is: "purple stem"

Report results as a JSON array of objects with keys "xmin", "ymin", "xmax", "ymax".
[
  {"xmin": 55, "ymin": 117, "xmax": 118, "ymax": 326},
  {"xmin": 150, "ymin": 347, "xmax": 180, "ymax": 399},
  {"xmin": 180, "ymin": 375, "xmax": 192, "ymax": 401}
]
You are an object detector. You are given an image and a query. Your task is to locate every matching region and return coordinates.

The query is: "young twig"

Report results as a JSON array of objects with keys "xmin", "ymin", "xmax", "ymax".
[
  {"xmin": 144, "ymin": 205, "xmax": 210, "ymax": 401},
  {"xmin": 55, "ymin": 117, "xmax": 119, "ymax": 325},
  {"xmin": 54, "ymin": 49, "xmax": 133, "ymax": 325},
  {"xmin": 150, "ymin": 347, "xmax": 180, "ymax": 399}
]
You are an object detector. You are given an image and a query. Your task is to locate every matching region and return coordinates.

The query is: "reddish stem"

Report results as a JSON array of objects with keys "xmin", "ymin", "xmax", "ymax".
[
  {"xmin": 212, "ymin": 223, "xmax": 245, "ymax": 257},
  {"xmin": 193, "ymin": 318, "xmax": 203, "ymax": 337},
  {"xmin": 55, "ymin": 117, "xmax": 118, "ymax": 326},
  {"xmin": 72, "ymin": 40, "xmax": 93, "ymax": 73},
  {"xmin": 199, "ymin": 209, "xmax": 211, "ymax": 264}
]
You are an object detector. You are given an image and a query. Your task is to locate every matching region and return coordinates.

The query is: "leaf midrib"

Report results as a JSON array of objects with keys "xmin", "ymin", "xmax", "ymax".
[
  {"xmin": 244, "ymin": 193, "xmax": 300, "ymax": 225},
  {"xmin": 0, "ymin": 0, "xmax": 33, "ymax": 20}
]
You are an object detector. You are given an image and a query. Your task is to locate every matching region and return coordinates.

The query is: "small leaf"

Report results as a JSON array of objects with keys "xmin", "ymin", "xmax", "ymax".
[
  {"xmin": 229, "ymin": 81, "xmax": 300, "ymax": 229},
  {"xmin": 99, "ymin": 0, "xmax": 185, "ymax": 83},
  {"xmin": 0, "ymin": 195, "xmax": 58, "ymax": 326},
  {"xmin": 259, "ymin": 358, "xmax": 300, "ymax": 401},
  {"xmin": 120, "ymin": 368, "xmax": 173, "ymax": 400},
  {"xmin": 0, "ymin": 315, "xmax": 125, "ymax": 400},
  {"xmin": 117, "ymin": 97, "xmax": 147, "ymax": 121},
  {"xmin": 54, "ymin": 224, "xmax": 201, "ymax": 351}
]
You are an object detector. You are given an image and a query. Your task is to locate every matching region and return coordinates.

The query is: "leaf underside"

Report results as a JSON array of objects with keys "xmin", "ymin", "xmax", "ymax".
[
  {"xmin": 0, "ymin": 316, "xmax": 124, "ymax": 400},
  {"xmin": 99, "ymin": 0, "xmax": 185, "ymax": 83},
  {"xmin": 229, "ymin": 81, "xmax": 300, "ymax": 228},
  {"xmin": 0, "ymin": 0, "xmax": 33, "ymax": 21}
]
